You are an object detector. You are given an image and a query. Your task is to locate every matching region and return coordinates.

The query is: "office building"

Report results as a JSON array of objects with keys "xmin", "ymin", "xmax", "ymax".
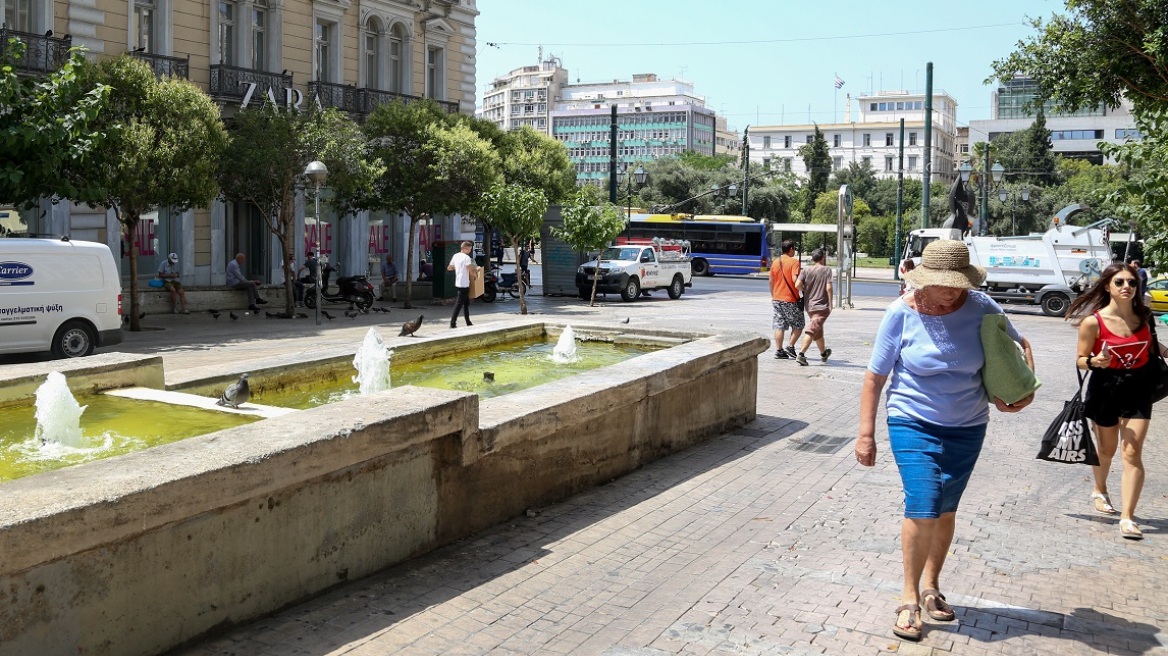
[
  {"xmin": 476, "ymin": 54, "xmax": 567, "ymax": 133},
  {"xmin": 1, "ymin": 0, "xmax": 478, "ymax": 286}
]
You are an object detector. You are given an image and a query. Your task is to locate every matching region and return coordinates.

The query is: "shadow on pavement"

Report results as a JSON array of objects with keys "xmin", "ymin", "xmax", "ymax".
[{"xmin": 937, "ymin": 606, "xmax": 1166, "ymax": 653}]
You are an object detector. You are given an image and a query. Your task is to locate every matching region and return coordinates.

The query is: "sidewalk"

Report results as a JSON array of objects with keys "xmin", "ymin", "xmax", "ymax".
[{"xmin": 55, "ymin": 285, "xmax": 1168, "ymax": 655}]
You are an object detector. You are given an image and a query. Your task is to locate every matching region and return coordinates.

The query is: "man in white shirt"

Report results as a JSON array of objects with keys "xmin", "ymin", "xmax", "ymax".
[{"xmin": 447, "ymin": 241, "xmax": 476, "ymax": 328}]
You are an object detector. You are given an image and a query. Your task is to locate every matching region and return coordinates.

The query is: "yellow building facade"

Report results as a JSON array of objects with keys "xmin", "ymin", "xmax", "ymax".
[{"xmin": 2, "ymin": 0, "xmax": 478, "ymax": 285}]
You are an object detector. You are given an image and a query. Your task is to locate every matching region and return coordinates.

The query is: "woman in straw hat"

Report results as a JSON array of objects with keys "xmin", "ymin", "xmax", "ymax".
[
  {"xmin": 1067, "ymin": 262, "xmax": 1166, "ymax": 540},
  {"xmin": 856, "ymin": 240, "xmax": 1035, "ymax": 641}
]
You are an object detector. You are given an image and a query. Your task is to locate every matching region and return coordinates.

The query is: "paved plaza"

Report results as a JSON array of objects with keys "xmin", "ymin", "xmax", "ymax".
[{"xmin": 38, "ymin": 271, "xmax": 1168, "ymax": 655}]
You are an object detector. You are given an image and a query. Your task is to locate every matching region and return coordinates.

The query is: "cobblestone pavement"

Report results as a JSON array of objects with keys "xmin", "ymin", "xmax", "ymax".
[{"xmin": 55, "ymin": 274, "xmax": 1168, "ymax": 655}]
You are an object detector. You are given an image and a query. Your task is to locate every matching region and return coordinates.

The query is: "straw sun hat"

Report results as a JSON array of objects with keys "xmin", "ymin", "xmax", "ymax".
[{"xmin": 903, "ymin": 240, "xmax": 986, "ymax": 289}]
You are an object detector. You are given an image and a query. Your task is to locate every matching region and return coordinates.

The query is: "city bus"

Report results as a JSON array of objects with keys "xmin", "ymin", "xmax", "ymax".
[{"xmin": 620, "ymin": 214, "xmax": 770, "ymax": 276}]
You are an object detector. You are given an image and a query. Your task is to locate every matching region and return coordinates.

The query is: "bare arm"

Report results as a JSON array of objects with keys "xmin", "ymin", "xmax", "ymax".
[
  {"xmin": 1076, "ymin": 315, "xmax": 1109, "ymax": 370},
  {"xmin": 856, "ymin": 371, "xmax": 887, "ymax": 467}
]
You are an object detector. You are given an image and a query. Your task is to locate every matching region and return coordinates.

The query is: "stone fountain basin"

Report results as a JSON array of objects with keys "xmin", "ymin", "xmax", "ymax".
[{"xmin": 0, "ymin": 320, "xmax": 767, "ymax": 656}]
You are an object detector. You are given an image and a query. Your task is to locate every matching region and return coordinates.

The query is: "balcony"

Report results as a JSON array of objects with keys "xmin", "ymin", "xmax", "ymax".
[
  {"xmin": 130, "ymin": 51, "xmax": 189, "ymax": 79},
  {"xmin": 360, "ymin": 88, "xmax": 459, "ymax": 115},
  {"xmin": 0, "ymin": 29, "xmax": 72, "ymax": 75},
  {"xmin": 209, "ymin": 64, "xmax": 293, "ymax": 104},
  {"xmin": 308, "ymin": 81, "xmax": 362, "ymax": 114}
]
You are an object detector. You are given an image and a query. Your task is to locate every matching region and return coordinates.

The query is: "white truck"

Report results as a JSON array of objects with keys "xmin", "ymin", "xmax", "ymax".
[
  {"xmin": 575, "ymin": 242, "xmax": 693, "ymax": 302},
  {"xmin": 901, "ymin": 205, "xmax": 1112, "ymax": 317}
]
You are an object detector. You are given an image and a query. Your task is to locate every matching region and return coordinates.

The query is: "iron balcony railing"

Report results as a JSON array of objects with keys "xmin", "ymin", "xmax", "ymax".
[
  {"xmin": 130, "ymin": 51, "xmax": 189, "ymax": 79},
  {"xmin": 307, "ymin": 80, "xmax": 363, "ymax": 114},
  {"xmin": 209, "ymin": 64, "xmax": 293, "ymax": 104},
  {"xmin": 0, "ymin": 28, "xmax": 72, "ymax": 75},
  {"xmin": 361, "ymin": 88, "xmax": 459, "ymax": 115}
]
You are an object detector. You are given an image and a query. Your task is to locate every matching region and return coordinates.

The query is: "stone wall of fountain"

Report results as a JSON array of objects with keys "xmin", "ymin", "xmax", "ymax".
[{"xmin": 0, "ymin": 322, "xmax": 766, "ymax": 656}]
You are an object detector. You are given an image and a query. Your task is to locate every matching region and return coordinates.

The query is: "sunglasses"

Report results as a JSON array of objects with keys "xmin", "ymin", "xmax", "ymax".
[{"xmin": 1112, "ymin": 278, "xmax": 1139, "ymax": 288}]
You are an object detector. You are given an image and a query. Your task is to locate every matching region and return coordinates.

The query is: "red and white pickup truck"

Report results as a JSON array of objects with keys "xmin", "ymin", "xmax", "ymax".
[{"xmin": 575, "ymin": 242, "xmax": 693, "ymax": 302}]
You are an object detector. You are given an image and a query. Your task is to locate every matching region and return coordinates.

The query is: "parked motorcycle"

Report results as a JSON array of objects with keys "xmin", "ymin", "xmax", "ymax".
[
  {"xmin": 303, "ymin": 263, "xmax": 375, "ymax": 309},
  {"xmin": 479, "ymin": 267, "xmax": 524, "ymax": 304}
]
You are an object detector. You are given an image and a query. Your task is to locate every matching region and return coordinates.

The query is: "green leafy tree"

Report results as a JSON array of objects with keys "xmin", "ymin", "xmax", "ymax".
[
  {"xmin": 829, "ymin": 160, "xmax": 878, "ymax": 201},
  {"xmin": 1101, "ymin": 110, "xmax": 1168, "ymax": 269},
  {"xmin": 551, "ymin": 187, "xmax": 626, "ymax": 306},
  {"xmin": 797, "ymin": 126, "xmax": 831, "ymax": 220},
  {"xmin": 856, "ymin": 214, "xmax": 897, "ymax": 259},
  {"xmin": 1, "ymin": 42, "xmax": 108, "ymax": 209},
  {"xmin": 499, "ymin": 126, "xmax": 578, "ymax": 204},
  {"xmin": 363, "ymin": 100, "xmax": 501, "ymax": 307},
  {"xmin": 75, "ymin": 55, "xmax": 227, "ymax": 331},
  {"xmin": 219, "ymin": 106, "xmax": 381, "ymax": 317},
  {"xmin": 474, "ymin": 183, "xmax": 548, "ymax": 314},
  {"xmin": 676, "ymin": 150, "xmax": 736, "ymax": 171},
  {"xmin": 808, "ymin": 190, "xmax": 870, "ymax": 251}
]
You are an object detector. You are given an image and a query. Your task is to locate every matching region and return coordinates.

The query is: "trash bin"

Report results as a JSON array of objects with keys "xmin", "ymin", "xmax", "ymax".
[{"xmin": 430, "ymin": 241, "xmax": 460, "ymax": 299}]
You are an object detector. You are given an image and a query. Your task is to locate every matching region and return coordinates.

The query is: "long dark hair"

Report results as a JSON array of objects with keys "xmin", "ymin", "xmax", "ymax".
[{"xmin": 1066, "ymin": 262, "xmax": 1151, "ymax": 327}]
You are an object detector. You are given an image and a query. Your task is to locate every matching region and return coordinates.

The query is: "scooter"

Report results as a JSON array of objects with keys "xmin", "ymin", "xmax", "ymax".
[
  {"xmin": 479, "ymin": 267, "xmax": 525, "ymax": 303},
  {"xmin": 303, "ymin": 263, "xmax": 376, "ymax": 309}
]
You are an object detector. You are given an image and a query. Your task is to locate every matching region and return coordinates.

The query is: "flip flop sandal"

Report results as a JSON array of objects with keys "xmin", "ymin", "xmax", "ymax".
[
  {"xmin": 922, "ymin": 588, "xmax": 956, "ymax": 622},
  {"xmin": 1120, "ymin": 518, "xmax": 1144, "ymax": 540},
  {"xmin": 893, "ymin": 603, "xmax": 922, "ymax": 641},
  {"xmin": 1092, "ymin": 492, "xmax": 1118, "ymax": 515}
]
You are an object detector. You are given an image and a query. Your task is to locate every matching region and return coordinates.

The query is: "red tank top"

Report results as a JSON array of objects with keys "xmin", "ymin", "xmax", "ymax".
[{"xmin": 1093, "ymin": 311, "xmax": 1151, "ymax": 370}]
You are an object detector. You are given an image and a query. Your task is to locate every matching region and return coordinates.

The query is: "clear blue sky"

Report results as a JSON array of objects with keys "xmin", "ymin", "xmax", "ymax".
[{"xmin": 474, "ymin": 0, "xmax": 1065, "ymax": 131}]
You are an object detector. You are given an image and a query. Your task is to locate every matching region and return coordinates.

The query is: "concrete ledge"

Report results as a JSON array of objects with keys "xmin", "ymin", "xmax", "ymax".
[
  {"xmin": 137, "ymin": 285, "xmax": 289, "ymax": 314},
  {"xmin": 0, "ymin": 352, "xmax": 164, "ymax": 407}
]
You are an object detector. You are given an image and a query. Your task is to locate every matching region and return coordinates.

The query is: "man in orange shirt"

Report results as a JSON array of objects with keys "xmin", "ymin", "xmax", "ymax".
[{"xmin": 769, "ymin": 239, "xmax": 804, "ymax": 359}]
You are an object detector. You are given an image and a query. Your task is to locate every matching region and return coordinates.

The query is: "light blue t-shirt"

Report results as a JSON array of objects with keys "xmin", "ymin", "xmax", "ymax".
[{"xmin": 868, "ymin": 291, "xmax": 1021, "ymax": 427}]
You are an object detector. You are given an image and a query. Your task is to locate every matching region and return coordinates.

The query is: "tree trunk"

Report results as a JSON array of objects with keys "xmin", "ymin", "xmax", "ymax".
[
  {"xmin": 512, "ymin": 236, "xmax": 528, "ymax": 315},
  {"xmin": 590, "ymin": 255, "xmax": 602, "ymax": 307},
  {"xmin": 403, "ymin": 215, "xmax": 420, "ymax": 310},
  {"xmin": 279, "ymin": 231, "xmax": 294, "ymax": 317},
  {"xmin": 124, "ymin": 211, "xmax": 142, "ymax": 331}
]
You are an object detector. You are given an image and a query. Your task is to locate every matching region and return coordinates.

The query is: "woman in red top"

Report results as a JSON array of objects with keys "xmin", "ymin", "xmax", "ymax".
[{"xmin": 1067, "ymin": 263, "xmax": 1168, "ymax": 539}]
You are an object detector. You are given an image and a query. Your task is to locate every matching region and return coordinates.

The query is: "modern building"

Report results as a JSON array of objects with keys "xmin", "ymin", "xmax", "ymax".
[
  {"xmin": 967, "ymin": 76, "xmax": 1138, "ymax": 165},
  {"xmin": 476, "ymin": 54, "xmax": 567, "ymax": 134},
  {"xmin": 714, "ymin": 115, "xmax": 740, "ymax": 161},
  {"xmin": 550, "ymin": 74, "xmax": 718, "ymax": 185},
  {"xmin": 747, "ymin": 90, "xmax": 960, "ymax": 183},
  {"xmin": 1, "ymin": 0, "xmax": 479, "ymax": 287}
]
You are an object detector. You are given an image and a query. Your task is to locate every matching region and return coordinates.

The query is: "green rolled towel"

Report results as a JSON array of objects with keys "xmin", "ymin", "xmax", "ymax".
[{"xmin": 981, "ymin": 313, "xmax": 1041, "ymax": 405}]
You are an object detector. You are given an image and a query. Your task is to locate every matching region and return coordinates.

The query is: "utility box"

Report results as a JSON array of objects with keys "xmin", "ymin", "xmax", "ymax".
[
  {"xmin": 430, "ymin": 241, "xmax": 460, "ymax": 299},
  {"xmin": 538, "ymin": 205, "xmax": 590, "ymax": 296}
]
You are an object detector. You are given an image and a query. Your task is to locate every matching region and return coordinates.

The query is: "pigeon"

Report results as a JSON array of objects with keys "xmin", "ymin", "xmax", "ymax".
[
  {"xmin": 296, "ymin": 312, "xmax": 308, "ymax": 319},
  {"xmin": 211, "ymin": 311, "xmax": 220, "ymax": 320},
  {"xmin": 344, "ymin": 310, "xmax": 358, "ymax": 319},
  {"xmin": 207, "ymin": 308, "xmax": 220, "ymax": 314},
  {"xmin": 399, "ymin": 314, "xmax": 425, "ymax": 337},
  {"xmin": 621, "ymin": 318, "xmax": 630, "ymax": 324},
  {"xmin": 216, "ymin": 373, "xmax": 250, "ymax": 409},
  {"xmin": 138, "ymin": 312, "xmax": 146, "ymax": 320},
  {"xmin": 122, "ymin": 314, "xmax": 129, "ymax": 324},
  {"xmin": 322, "ymin": 311, "xmax": 336, "ymax": 321},
  {"xmin": 483, "ymin": 371, "xmax": 495, "ymax": 383},
  {"xmin": 229, "ymin": 311, "xmax": 239, "ymax": 321},
  {"xmin": 265, "ymin": 311, "xmax": 276, "ymax": 318}
]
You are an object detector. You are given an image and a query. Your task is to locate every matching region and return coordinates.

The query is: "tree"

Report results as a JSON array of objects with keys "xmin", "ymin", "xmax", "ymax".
[
  {"xmin": 551, "ymin": 187, "xmax": 626, "ymax": 306},
  {"xmin": 474, "ymin": 184, "xmax": 548, "ymax": 314},
  {"xmin": 829, "ymin": 160, "xmax": 878, "ymax": 201},
  {"xmin": 1, "ymin": 42, "xmax": 108, "ymax": 209},
  {"xmin": 76, "ymin": 55, "xmax": 227, "ymax": 331},
  {"xmin": 797, "ymin": 126, "xmax": 831, "ymax": 220},
  {"xmin": 1100, "ymin": 110, "xmax": 1168, "ymax": 268},
  {"xmin": 219, "ymin": 106, "xmax": 381, "ymax": 317},
  {"xmin": 676, "ymin": 150, "xmax": 737, "ymax": 171},
  {"xmin": 808, "ymin": 190, "xmax": 870, "ymax": 251},
  {"xmin": 498, "ymin": 126, "xmax": 576, "ymax": 203},
  {"xmin": 362, "ymin": 100, "xmax": 500, "ymax": 307}
]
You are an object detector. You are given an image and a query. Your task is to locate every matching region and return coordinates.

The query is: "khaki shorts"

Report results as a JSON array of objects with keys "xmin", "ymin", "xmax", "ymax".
[{"xmin": 805, "ymin": 309, "xmax": 831, "ymax": 339}]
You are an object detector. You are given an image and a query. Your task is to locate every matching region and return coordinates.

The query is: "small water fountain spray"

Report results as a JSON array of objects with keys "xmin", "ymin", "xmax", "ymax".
[
  {"xmin": 33, "ymin": 372, "xmax": 87, "ymax": 448},
  {"xmin": 353, "ymin": 327, "xmax": 391, "ymax": 394},
  {"xmin": 551, "ymin": 325, "xmax": 579, "ymax": 364}
]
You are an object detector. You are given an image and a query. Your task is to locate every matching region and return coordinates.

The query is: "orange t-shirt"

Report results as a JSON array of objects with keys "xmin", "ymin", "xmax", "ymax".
[{"xmin": 770, "ymin": 254, "xmax": 800, "ymax": 302}]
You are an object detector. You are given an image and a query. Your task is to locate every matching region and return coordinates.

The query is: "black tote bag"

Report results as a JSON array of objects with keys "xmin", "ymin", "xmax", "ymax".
[
  {"xmin": 1037, "ymin": 369, "xmax": 1100, "ymax": 466},
  {"xmin": 1149, "ymin": 321, "xmax": 1168, "ymax": 404}
]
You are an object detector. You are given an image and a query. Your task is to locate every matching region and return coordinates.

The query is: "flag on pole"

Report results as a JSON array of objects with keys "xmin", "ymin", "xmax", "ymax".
[{"xmin": 834, "ymin": 74, "xmax": 845, "ymax": 90}]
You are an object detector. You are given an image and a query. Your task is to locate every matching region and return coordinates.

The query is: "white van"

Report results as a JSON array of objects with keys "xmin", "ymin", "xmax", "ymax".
[{"xmin": 0, "ymin": 237, "xmax": 123, "ymax": 358}]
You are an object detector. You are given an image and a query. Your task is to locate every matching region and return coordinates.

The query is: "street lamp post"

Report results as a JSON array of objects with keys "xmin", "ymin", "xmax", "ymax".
[
  {"xmin": 709, "ymin": 182, "xmax": 739, "ymax": 214},
  {"xmin": 958, "ymin": 152, "xmax": 1005, "ymax": 236},
  {"xmin": 304, "ymin": 160, "xmax": 328, "ymax": 326},
  {"xmin": 998, "ymin": 187, "xmax": 1030, "ymax": 236},
  {"xmin": 619, "ymin": 165, "xmax": 648, "ymax": 217}
]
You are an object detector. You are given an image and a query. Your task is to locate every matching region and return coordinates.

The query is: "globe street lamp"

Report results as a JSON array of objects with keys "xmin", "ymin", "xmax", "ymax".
[
  {"xmin": 709, "ymin": 182, "xmax": 739, "ymax": 213},
  {"xmin": 958, "ymin": 149, "xmax": 1005, "ymax": 235},
  {"xmin": 619, "ymin": 165, "xmax": 648, "ymax": 218},
  {"xmin": 304, "ymin": 160, "xmax": 328, "ymax": 325},
  {"xmin": 999, "ymin": 187, "xmax": 1030, "ymax": 236}
]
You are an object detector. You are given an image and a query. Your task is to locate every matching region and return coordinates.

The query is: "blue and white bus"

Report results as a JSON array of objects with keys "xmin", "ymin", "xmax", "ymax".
[{"xmin": 621, "ymin": 214, "xmax": 770, "ymax": 276}]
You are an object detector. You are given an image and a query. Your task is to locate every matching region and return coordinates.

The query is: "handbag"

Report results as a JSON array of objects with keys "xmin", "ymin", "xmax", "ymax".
[
  {"xmin": 780, "ymin": 257, "xmax": 804, "ymax": 311},
  {"xmin": 1148, "ymin": 321, "xmax": 1168, "ymax": 404},
  {"xmin": 980, "ymin": 313, "xmax": 1041, "ymax": 405},
  {"xmin": 148, "ymin": 278, "xmax": 165, "ymax": 288},
  {"xmin": 1036, "ymin": 368, "xmax": 1099, "ymax": 466}
]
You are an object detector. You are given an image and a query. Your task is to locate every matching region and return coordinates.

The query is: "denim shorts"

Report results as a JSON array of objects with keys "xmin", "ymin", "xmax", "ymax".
[{"xmin": 888, "ymin": 416, "xmax": 987, "ymax": 519}]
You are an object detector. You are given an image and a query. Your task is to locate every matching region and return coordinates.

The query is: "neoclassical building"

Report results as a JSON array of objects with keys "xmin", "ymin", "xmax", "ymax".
[{"xmin": 1, "ymin": 0, "xmax": 478, "ymax": 285}]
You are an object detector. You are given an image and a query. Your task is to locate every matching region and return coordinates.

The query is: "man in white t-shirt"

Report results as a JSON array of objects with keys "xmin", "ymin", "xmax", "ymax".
[{"xmin": 447, "ymin": 241, "xmax": 476, "ymax": 328}]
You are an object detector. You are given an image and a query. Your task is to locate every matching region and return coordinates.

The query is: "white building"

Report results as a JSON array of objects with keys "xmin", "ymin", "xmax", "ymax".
[
  {"xmin": 967, "ymin": 76, "xmax": 1138, "ymax": 165},
  {"xmin": 747, "ymin": 91, "xmax": 959, "ymax": 182},
  {"xmin": 477, "ymin": 55, "xmax": 568, "ymax": 134}
]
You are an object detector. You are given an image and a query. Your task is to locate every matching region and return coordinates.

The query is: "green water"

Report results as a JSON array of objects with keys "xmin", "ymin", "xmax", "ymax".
[
  {"xmin": 0, "ymin": 396, "xmax": 259, "ymax": 482},
  {"xmin": 255, "ymin": 338, "xmax": 659, "ymax": 410}
]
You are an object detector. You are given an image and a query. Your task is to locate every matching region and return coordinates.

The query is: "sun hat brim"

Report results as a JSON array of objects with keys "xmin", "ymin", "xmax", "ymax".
[{"xmin": 903, "ymin": 264, "xmax": 986, "ymax": 289}]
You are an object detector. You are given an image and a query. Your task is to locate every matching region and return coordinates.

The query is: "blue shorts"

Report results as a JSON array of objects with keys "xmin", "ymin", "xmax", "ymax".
[{"xmin": 888, "ymin": 416, "xmax": 987, "ymax": 519}]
